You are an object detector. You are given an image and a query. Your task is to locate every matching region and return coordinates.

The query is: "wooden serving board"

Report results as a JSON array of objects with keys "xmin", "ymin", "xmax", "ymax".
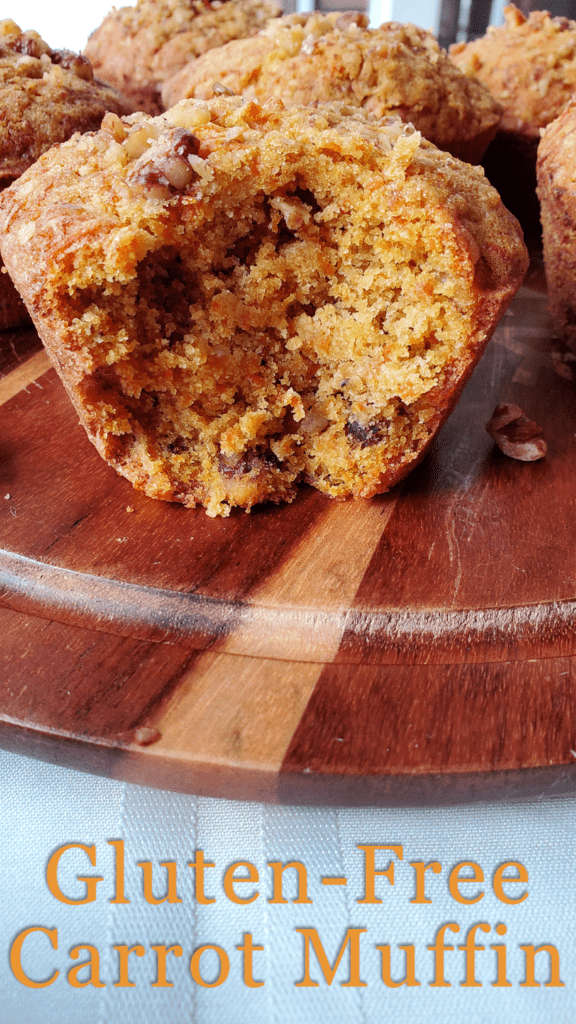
[{"xmin": 3, "ymin": 273, "xmax": 576, "ymax": 806}]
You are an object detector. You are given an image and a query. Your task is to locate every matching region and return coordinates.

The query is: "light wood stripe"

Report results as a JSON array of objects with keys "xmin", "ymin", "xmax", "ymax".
[
  {"xmin": 248, "ymin": 492, "xmax": 400, "ymax": 610},
  {"xmin": 0, "ymin": 349, "xmax": 51, "ymax": 407},
  {"xmin": 147, "ymin": 652, "xmax": 325, "ymax": 775},
  {"xmin": 216, "ymin": 491, "xmax": 401, "ymax": 662},
  {"xmin": 147, "ymin": 492, "xmax": 402, "ymax": 774}
]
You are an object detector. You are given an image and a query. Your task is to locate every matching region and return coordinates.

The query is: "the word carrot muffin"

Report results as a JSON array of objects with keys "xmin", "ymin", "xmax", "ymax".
[{"xmin": 0, "ymin": 98, "xmax": 527, "ymax": 516}]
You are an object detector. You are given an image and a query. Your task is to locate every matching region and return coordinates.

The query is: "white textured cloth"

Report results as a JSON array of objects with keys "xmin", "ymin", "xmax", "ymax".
[{"xmin": 2, "ymin": 747, "xmax": 575, "ymax": 1023}]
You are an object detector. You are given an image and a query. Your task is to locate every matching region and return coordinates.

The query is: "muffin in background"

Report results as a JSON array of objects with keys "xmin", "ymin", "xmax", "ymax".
[
  {"xmin": 0, "ymin": 19, "xmax": 134, "ymax": 330},
  {"xmin": 162, "ymin": 13, "xmax": 503, "ymax": 163},
  {"xmin": 451, "ymin": 4, "xmax": 576, "ymax": 236},
  {"xmin": 538, "ymin": 101, "xmax": 576, "ymax": 348},
  {"xmin": 84, "ymin": 0, "xmax": 282, "ymax": 116}
]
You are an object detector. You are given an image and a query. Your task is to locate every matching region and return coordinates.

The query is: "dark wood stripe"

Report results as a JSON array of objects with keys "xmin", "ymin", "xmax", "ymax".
[
  {"xmin": 0, "ymin": 327, "xmax": 43, "ymax": 377},
  {"xmin": 279, "ymin": 656, "xmax": 576, "ymax": 801},
  {"xmin": 277, "ymin": 758, "xmax": 576, "ymax": 807},
  {"xmin": 0, "ymin": 549, "xmax": 240, "ymax": 647},
  {"xmin": 0, "ymin": 605, "xmax": 202, "ymax": 739}
]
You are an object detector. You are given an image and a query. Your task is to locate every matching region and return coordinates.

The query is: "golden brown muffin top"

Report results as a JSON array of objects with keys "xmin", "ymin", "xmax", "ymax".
[
  {"xmin": 161, "ymin": 13, "xmax": 502, "ymax": 160},
  {"xmin": 451, "ymin": 4, "xmax": 576, "ymax": 137},
  {"xmin": 0, "ymin": 19, "xmax": 133, "ymax": 185},
  {"xmin": 84, "ymin": 0, "xmax": 281, "ymax": 115}
]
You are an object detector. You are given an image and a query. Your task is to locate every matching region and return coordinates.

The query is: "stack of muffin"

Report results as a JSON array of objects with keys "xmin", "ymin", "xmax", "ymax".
[{"xmin": 0, "ymin": 1, "xmax": 533, "ymax": 515}]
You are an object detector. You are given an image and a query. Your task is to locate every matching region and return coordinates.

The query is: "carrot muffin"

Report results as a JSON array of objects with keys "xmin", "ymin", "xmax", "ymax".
[
  {"xmin": 451, "ymin": 4, "xmax": 576, "ymax": 235},
  {"xmin": 162, "ymin": 14, "xmax": 503, "ymax": 163},
  {"xmin": 0, "ymin": 19, "xmax": 133, "ymax": 330},
  {"xmin": 84, "ymin": 0, "xmax": 281, "ymax": 116},
  {"xmin": 0, "ymin": 98, "xmax": 527, "ymax": 516},
  {"xmin": 537, "ymin": 100, "xmax": 576, "ymax": 349}
]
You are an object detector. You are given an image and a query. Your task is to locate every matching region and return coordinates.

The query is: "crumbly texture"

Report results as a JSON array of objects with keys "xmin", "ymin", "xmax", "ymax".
[
  {"xmin": 84, "ymin": 0, "xmax": 281, "ymax": 116},
  {"xmin": 0, "ymin": 98, "xmax": 527, "ymax": 517},
  {"xmin": 162, "ymin": 14, "xmax": 503, "ymax": 163},
  {"xmin": 537, "ymin": 101, "xmax": 576, "ymax": 350},
  {"xmin": 451, "ymin": 4, "xmax": 576, "ymax": 137},
  {"xmin": 0, "ymin": 19, "xmax": 134, "ymax": 330}
]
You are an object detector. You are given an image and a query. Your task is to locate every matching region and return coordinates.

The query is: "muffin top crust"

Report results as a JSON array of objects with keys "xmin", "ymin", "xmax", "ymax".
[
  {"xmin": 84, "ymin": 0, "xmax": 281, "ymax": 114},
  {"xmin": 162, "ymin": 14, "xmax": 503, "ymax": 162},
  {"xmin": 451, "ymin": 4, "xmax": 576, "ymax": 137},
  {"xmin": 0, "ymin": 18, "xmax": 133, "ymax": 186}
]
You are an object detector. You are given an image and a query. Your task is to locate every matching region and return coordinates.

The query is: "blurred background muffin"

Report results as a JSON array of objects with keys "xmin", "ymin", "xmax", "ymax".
[
  {"xmin": 537, "ymin": 99, "xmax": 576, "ymax": 346},
  {"xmin": 451, "ymin": 4, "xmax": 576, "ymax": 237},
  {"xmin": 84, "ymin": 0, "xmax": 282, "ymax": 115},
  {"xmin": 0, "ymin": 18, "xmax": 133, "ymax": 330}
]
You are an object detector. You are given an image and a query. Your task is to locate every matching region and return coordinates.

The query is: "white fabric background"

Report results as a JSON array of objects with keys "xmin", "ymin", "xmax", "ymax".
[{"xmin": 2, "ymin": 748, "xmax": 576, "ymax": 1023}]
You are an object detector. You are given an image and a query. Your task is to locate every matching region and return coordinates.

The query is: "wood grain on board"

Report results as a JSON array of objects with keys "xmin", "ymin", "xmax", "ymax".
[{"xmin": 2, "ymin": 282, "xmax": 576, "ymax": 805}]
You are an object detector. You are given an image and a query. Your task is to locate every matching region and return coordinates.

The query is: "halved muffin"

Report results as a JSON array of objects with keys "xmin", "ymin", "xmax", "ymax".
[{"xmin": 0, "ymin": 98, "xmax": 527, "ymax": 515}]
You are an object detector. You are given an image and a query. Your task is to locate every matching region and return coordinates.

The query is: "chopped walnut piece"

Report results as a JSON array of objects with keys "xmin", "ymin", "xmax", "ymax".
[
  {"xmin": 335, "ymin": 11, "xmax": 369, "ymax": 30},
  {"xmin": 12, "ymin": 33, "xmax": 44, "ymax": 58},
  {"xmin": 212, "ymin": 81, "xmax": 236, "ymax": 96},
  {"xmin": 133, "ymin": 726, "xmax": 161, "ymax": 746},
  {"xmin": 269, "ymin": 194, "xmax": 312, "ymax": 231},
  {"xmin": 102, "ymin": 111, "xmax": 127, "ymax": 142},
  {"xmin": 127, "ymin": 126, "xmax": 200, "ymax": 196},
  {"xmin": 51, "ymin": 49, "xmax": 94, "ymax": 81},
  {"xmin": 486, "ymin": 402, "xmax": 547, "ymax": 461}
]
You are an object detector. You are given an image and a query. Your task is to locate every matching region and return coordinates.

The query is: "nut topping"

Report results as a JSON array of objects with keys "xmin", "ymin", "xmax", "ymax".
[
  {"xmin": 335, "ymin": 11, "xmax": 370, "ymax": 31},
  {"xmin": 486, "ymin": 403, "xmax": 547, "ymax": 461},
  {"xmin": 127, "ymin": 126, "xmax": 201, "ymax": 196},
  {"xmin": 212, "ymin": 81, "xmax": 236, "ymax": 96},
  {"xmin": 51, "ymin": 49, "xmax": 94, "ymax": 81},
  {"xmin": 12, "ymin": 33, "xmax": 44, "ymax": 58}
]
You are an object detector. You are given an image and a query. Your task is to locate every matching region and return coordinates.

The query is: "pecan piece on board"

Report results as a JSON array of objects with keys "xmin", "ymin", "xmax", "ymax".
[{"xmin": 486, "ymin": 403, "xmax": 547, "ymax": 462}]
